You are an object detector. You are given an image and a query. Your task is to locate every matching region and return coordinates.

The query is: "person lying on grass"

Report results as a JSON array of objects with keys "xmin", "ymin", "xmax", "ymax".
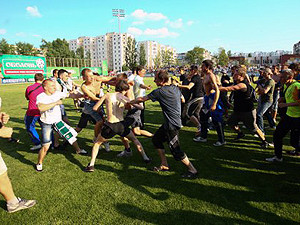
[
  {"xmin": 129, "ymin": 70, "xmax": 198, "ymax": 179},
  {"xmin": 85, "ymin": 79, "xmax": 151, "ymax": 172}
]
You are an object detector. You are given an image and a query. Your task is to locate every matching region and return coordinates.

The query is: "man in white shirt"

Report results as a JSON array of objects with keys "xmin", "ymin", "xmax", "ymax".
[
  {"xmin": 35, "ymin": 79, "xmax": 86, "ymax": 172},
  {"xmin": 128, "ymin": 66, "xmax": 151, "ymax": 128}
]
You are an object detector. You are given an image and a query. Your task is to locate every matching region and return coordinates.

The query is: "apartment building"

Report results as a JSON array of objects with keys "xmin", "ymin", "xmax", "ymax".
[
  {"xmin": 293, "ymin": 41, "xmax": 300, "ymax": 54},
  {"xmin": 69, "ymin": 32, "xmax": 133, "ymax": 72},
  {"xmin": 137, "ymin": 41, "xmax": 177, "ymax": 69}
]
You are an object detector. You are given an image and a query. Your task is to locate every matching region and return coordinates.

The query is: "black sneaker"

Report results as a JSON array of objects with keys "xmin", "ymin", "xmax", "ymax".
[
  {"xmin": 8, "ymin": 138, "xmax": 19, "ymax": 143},
  {"xmin": 233, "ymin": 133, "xmax": 245, "ymax": 141},
  {"xmin": 181, "ymin": 171, "xmax": 198, "ymax": 179},
  {"xmin": 84, "ymin": 164, "xmax": 94, "ymax": 172},
  {"xmin": 144, "ymin": 158, "xmax": 152, "ymax": 164},
  {"xmin": 261, "ymin": 141, "xmax": 273, "ymax": 149},
  {"xmin": 286, "ymin": 150, "xmax": 300, "ymax": 156}
]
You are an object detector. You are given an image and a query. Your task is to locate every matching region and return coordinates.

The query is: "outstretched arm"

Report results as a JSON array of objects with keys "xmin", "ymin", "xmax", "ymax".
[
  {"xmin": 93, "ymin": 94, "xmax": 106, "ymax": 111},
  {"xmin": 130, "ymin": 96, "xmax": 150, "ymax": 105}
]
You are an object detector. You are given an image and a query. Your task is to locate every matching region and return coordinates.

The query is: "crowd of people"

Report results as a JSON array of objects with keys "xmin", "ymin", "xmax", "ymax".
[{"xmin": 0, "ymin": 60, "xmax": 299, "ymax": 213}]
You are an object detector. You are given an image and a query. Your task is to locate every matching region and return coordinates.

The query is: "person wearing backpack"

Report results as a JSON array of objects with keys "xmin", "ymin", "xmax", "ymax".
[
  {"xmin": 256, "ymin": 68, "xmax": 276, "ymax": 133},
  {"xmin": 219, "ymin": 67, "xmax": 270, "ymax": 148}
]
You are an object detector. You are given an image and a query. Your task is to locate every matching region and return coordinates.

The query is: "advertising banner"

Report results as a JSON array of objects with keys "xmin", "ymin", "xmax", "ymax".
[
  {"xmin": 0, "ymin": 55, "xmax": 47, "ymax": 82},
  {"xmin": 102, "ymin": 60, "xmax": 108, "ymax": 76},
  {"xmin": 47, "ymin": 67, "xmax": 80, "ymax": 79}
]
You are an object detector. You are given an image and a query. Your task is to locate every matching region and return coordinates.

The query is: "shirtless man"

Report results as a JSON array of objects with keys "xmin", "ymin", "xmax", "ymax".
[
  {"xmin": 193, "ymin": 60, "xmax": 225, "ymax": 146},
  {"xmin": 84, "ymin": 80, "xmax": 150, "ymax": 172},
  {"xmin": 81, "ymin": 69, "xmax": 105, "ymax": 140}
]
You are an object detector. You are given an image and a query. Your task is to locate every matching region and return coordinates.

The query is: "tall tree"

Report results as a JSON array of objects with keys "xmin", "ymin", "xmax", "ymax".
[
  {"xmin": 217, "ymin": 47, "xmax": 229, "ymax": 66},
  {"xmin": 40, "ymin": 38, "xmax": 75, "ymax": 58},
  {"xmin": 76, "ymin": 46, "xmax": 84, "ymax": 58},
  {"xmin": 227, "ymin": 50, "xmax": 232, "ymax": 57},
  {"xmin": 153, "ymin": 52, "xmax": 162, "ymax": 69},
  {"xmin": 161, "ymin": 49, "xmax": 174, "ymax": 67},
  {"xmin": 125, "ymin": 37, "xmax": 137, "ymax": 70},
  {"xmin": 0, "ymin": 39, "xmax": 14, "ymax": 54},
  {"xmin": 15, "ymin": 42, "xmax": 37, "ymax": 56},
  {"xmin": 185, "ymin": 46, "xmax": 205, "ymax": 65},
  {"xmin": 139, "ymin": 44, "xmax": 147, "ymax": 67}
]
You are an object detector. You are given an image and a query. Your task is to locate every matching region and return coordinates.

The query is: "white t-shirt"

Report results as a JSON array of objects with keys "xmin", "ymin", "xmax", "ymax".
[
  {"xmin": 36, "ymin": 92, "xmax": 68, "ymax": 124},
  {"xmin": 128, "ymin": 75, "xmax": 145, "ymax": 98}
]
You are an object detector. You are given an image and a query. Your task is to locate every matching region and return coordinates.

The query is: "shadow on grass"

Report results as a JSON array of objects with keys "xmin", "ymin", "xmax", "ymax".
[{"xmin": 116, "ymin": 203, "xmax": 256, "ymax": 225}]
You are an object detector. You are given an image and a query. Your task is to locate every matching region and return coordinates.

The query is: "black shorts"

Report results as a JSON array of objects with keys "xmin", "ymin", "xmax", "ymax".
[
  {"xmin": 152, "ymin": 124, "xmax": 186, "ymax": 161},
  {"xmin": 125, "ymin": 108, "xmax": 142, "ymax": 128},
  {"xmin": 187, "ymin": 98, "xmax": 204, "ymax": 118},
  {"xmin": 101, "ymin": 121, "xmax": 131, "ymax": 139},
  {"xmin": 77, "ymin": 112, "xmax": 96, "ymax": 129},
  {"xmin": 227, "ymin": 109, "xmax": 258, "ymax": 133}
]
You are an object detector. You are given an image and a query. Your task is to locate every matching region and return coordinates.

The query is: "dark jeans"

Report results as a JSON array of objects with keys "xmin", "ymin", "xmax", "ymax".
[
  {"xmin": 24, "ymin": 115, "xmax": 42, "ymax": 145},
  {"xmin": 256, "ymin": 100, "xmax": 275, "ymax": 133},
  {"xmin": 200, "ymin": 107, "xmax": 225, "ymax": 143},
  {"xmin": 273, "ymin": 115, "xmax": 300, "ymax": 159}
]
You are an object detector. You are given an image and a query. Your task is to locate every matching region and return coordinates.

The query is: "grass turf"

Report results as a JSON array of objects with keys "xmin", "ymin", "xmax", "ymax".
[{"xmin": 0, "ymin": 77, "xmax": 299, "ymax": 224}]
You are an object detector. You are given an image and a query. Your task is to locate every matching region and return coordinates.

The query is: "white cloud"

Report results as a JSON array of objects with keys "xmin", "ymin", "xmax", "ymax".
[
  {"xmin": 131, "ymin": 9, "xmax": 167, "ymax": 21},
  {"xmin": 128, "ymin": 27, "xmax": 179, "ymax": 38},
  {"xmin": 16, "ymin": 32, "xmax": 26, "ymax": 37},
  {"xmin": 32, "ymin": 34, "xmax": 41, "ymax": 38},
  {"xmin": 166, "ymin": 18, "xmax": 183, "ymax": 29},
  {"xmin": 26, "ymin": 6, "xmax": 42, "ymax": 17},
  {"xmin": 132, "ymin": 21, "xmax": 145, "ymax": 26},
  {"xmin": 0, "ymin": 29, "xmax": 7, "ymax": 35},
  {"xmin": 128, "ymin": 27, "xmax": 143, "ymax": 36},
  {"xmin": 187, "ymin": 21, "xmax": 194, "ymax": 26}
]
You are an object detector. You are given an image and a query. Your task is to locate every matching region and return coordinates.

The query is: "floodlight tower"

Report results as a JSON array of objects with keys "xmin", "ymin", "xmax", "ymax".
[{"xmin": 112, "ymin": 9, "xmax": 125, "ymax": 35}]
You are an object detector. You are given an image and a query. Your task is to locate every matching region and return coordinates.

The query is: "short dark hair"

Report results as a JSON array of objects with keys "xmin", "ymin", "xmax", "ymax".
[
  {"xmin": 52, "ymin": 69, "xmax": 58, "ymax": 76},
  {"xmin": 281, "ymin": 69, "xmax": 294, "ymax": 79},
  {"xmin": 115, "ymin": 80, "xmax": 130, "ymax": 92},
  {"xmin": 190, "ymin": 65, "xmax": 198, "ymax": 71},
  {"xmin": 81, "ymin": 68, "xmax": 91, "ymax": 77},
  {"xmin": 34, "ymin": 73, "xmax": 44, "ymax": 82},
  {"xmin": 202, "ymin": 60, "xmax": 214, "ymax": 70},
  {"xmin": 132, "ymin": 66, "xmax": 137, "ymax": 74},
  {"xmin": 58, "ymin": 69, "xmax": 68, "ymax": 78},
  {"xmin": 289, "ymin": 63, "xmax": 300, "ymax": 73},
  {"xmin": 155, "ymin": 70, "xmax": 169, "ymax": 83},
  {"xmin": 136, "ymin": 65, "xmax": 144, "ymax": 74},
  {"xmin": 117, "ymin": 73, "xmax": 128, "ymax": 80}
]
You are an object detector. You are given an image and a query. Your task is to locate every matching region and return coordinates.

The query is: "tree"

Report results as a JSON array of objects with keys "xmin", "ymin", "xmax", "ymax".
[
  {"xmin": 125, "ymin": 37, "xmax": 137, "ymax": 70},
  {"xmin": 185, "ymin": 46, "xmax": 205, "ymax": 65},
  {"xmin": 161, "ymin": 49, "xmax": 174, "ymax": 67},
  {"xmin": 248, "ymin": 53, "xmax": 252, "ymax": 57},
  {"xmin": 0, "ymin": 39, "xmax": 14, "ymax": 54},
  {"xmin": 153, "ymin": 52, "xmax": 162, "ymax": 69},
  {"xmin": 227, "ymin": 50, "xmax": 232, "ymax": 57},
  {"xmin": 122, "ymin": 64, "xmax": 129, "ymax": 71},
  {"xmin": 139, "ymin": 44, "xmax": 147, "ymax": 67},
  {"xmin": 15, "ymin": 42, "xmax": 37, "ymax": 56},
  {"xmin": 217, "ymin": 47, "xmax": 229, "ymax": 66},
  {"xmin": 40, "ymin": 38, "xmax": 75, "ymax": 58},
  {"xmin": 76, "ymin": 46, "xmax": 84, "ymax": 59}
]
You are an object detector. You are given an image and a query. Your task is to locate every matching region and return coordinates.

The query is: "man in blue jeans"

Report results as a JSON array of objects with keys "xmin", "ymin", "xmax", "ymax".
[
  {"xmin": 25, "ymin": 73, "xmax": 45, "ymax": 150},
  {"xmin": 256, "ymin": 68, "xmax": 276, "ymax": 133}
]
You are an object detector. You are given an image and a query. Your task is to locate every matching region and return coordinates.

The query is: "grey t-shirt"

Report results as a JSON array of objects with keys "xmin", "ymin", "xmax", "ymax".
[{"xmin": 148, "ymin": 85, "xmax": 182, "ymax": 129}]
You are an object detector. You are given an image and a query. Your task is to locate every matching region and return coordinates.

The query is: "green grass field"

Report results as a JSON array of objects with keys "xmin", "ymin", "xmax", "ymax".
[{"xmin": 0, "ymin": 78, "xmax": 299, "ymax": 224}]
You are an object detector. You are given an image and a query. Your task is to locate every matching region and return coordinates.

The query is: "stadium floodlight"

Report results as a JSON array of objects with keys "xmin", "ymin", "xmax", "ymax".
[{"xmin": 112, "ymin": 9, "xmax": 125, "ymax": 35}]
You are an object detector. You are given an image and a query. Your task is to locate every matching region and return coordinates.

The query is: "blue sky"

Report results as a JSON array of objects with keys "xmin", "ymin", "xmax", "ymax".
[{"xmin": 0, "ymin": 0, "xmax": 299, "ymax": 54}]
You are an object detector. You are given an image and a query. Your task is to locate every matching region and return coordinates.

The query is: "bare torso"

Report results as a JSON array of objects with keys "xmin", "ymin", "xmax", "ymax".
[
  {"xmin": 203, "ymin": 73, "xmax": 215, "ymax": 95},
  {"xmin": 105, "ymin": 92, "xmax": 129, "ymax": 123}
]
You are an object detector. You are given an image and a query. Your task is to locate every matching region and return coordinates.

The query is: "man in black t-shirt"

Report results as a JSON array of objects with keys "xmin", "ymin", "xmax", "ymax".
[
  {"xmin": 219, "ymin": 67, "xmax": 270, "ymax": 148},
  {"xmin": 130, "ymin": 70, "xmax": 198, "ymax": 178},
  {"xmin": 179, "ymin": 65, "xmax": 204, "ymax": 134}
]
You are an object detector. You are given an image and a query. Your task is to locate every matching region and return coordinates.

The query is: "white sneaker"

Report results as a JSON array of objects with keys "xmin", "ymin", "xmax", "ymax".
[
  {"xmin": 77, "ymin": 149, "xmax": 87, "ymax": 155},
  {"xmin": 30, "ymin": 144, "xmax": 42, "ymax": 151},
  {"xmin": 103, "ymin": 142, "xmax": 111, "ymax": 152},
  {"xmin": 193, "ymin": 136, "xmax": 207, "ymax": 142},
  {"xmin": 7, "ymin": 197, "xmax": 36, "ymax": 213},
  {"xmin": 213, "ymin": 141, "xmax": 226, "ymax": 147},
  {"xmin": 36, "ymin": 164, "xmax": 42, "ymax": 172},
  {"xmin": 266, "ymin": 156, "xmax": 283, "ymax": 162},
  {"xmin": 117, "ymin": 150, "xmax": 133, "ymax": 157}
]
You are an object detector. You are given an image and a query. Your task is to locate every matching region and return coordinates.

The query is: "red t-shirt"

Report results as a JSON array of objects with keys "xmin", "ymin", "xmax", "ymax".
[{"xmin": 25, "ymin": 83, "xmax": 44, "ymax": 116}]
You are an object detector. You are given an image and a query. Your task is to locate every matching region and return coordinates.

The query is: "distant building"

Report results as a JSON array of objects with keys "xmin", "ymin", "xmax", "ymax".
[
  {"xmin": 293, "ymin": 41, "xmax": 300, "ymax": 54},
  {"xmin": 177, "ymin": 49, "xmax": 213, "ymax": 66},
  {"xmin": 69, "ymin": 32, "xmax": 134, "ymax": 72},
  {"xmin": 137, "ymin": 41, "xmax": 176, "ymax": 69},
  {"xmin": 280, "ymin": 54, "xmax": 300, "ymax": 65}
]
